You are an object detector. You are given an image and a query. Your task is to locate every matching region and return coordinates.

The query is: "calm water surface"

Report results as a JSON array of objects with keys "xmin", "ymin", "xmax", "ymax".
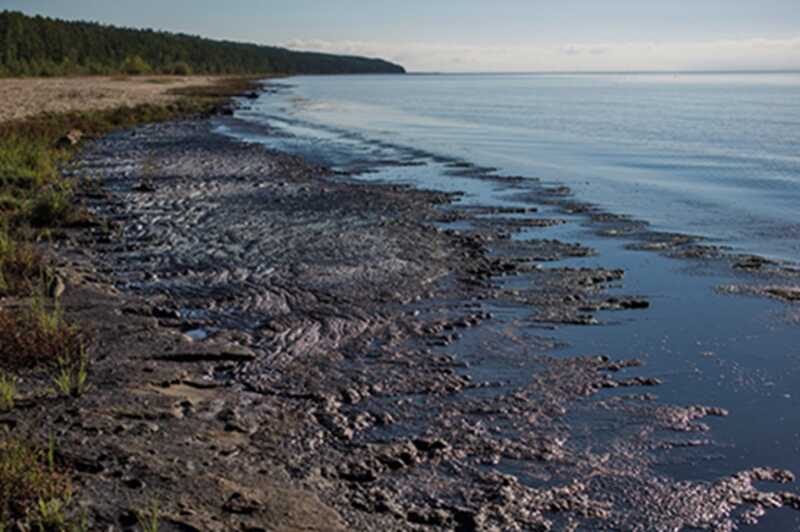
[
  {"xmin": 244, "ymin": 72, "xmax": 800, "ymax": 263},
  {"xmin": 220, "ymin": 72, "xmax": 800, "ymax": 529}
]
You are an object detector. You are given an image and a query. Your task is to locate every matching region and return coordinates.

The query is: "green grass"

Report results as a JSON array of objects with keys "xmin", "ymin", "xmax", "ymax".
[
  {"xmin": 0, "ymin": 76, "xmax": 258, "ymax": 531},
  {"xmin": 0, "ymin": 135, "xmax": 59, "ymax": 191},
  {"xmin": 0, "ymin": 293, "xmax": 84, "ymax": 370},
  {"xmin": 0, "ymin": 77, "xmax": 256, "ymax": 365},
  {"xmin": 0, "ymin": 225, "xmax": 44, "ymax": 296},
  {"xmin": 29, "ymin": 184, "xmax": 82, "ymax": 228},
  {"xmin": 0, "ymin": 77, "xmax": 257, "ymax": 298},
  {"xmin": 0, "ymin": 373, "xmax": 16, "ymax": 412},
  {"xmin": 137, "ymin": 502, "xmax": 160, "ymax": 532},
  {"xmin": 52, "ymin": 349, "xmax": 89, "ymax": 398},
  {"xmin": 0, "ymin": 438, "xmax": 74, "ymax": 529}
]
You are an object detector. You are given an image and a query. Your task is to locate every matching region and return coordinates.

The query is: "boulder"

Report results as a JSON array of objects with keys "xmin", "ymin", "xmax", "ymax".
[{"xmin": 56, "ymin": 129, "xmax": 83, "ymax": 148}]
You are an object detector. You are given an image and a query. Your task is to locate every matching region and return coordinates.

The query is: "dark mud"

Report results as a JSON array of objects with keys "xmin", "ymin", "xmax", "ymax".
[{"xmin": 8, "ymin": 119, "xmax": 799, "ymax": 530}]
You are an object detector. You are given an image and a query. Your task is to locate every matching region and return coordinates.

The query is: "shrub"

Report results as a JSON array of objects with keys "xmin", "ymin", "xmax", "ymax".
[
  {"xmin": 171, "ymin": 62, "xmax": 193, "ymax": 76},
  {"xmin": 121, "ymin": 55, "xmax": 151, "ymax": 75},
  {"xmin": 29, "ymin": 185, "xmax": 78, "ymax": 227},
  {"xmin": 0, "ymin": 193, "xmax": 24, "ymax": 213}
]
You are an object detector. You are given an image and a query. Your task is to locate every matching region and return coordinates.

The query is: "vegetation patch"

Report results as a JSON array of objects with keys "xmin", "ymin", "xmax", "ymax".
[
  {"xmin": 0, "ymin": 10, "xmax": 404, "ymax": 77},
  {"xmin": 137, "ymin": 502, "xmax": 161, "ymax": 532},
  {"xmin": 0, "ymin": 76, "xmax": 255, "ymax": 299},
  {"xmin": 0, "ymin": 55, "xmax": 293, "ymax": 531},
  {"xmin": 0, "ymin": 226, "xmax": 45, "ymax": 296},
  {"xmin": 52, "ymin": 349, "xmax": 89, "ymax": 398},
  {"xmin": 0, "ymin": 135, "xmax": 59, "ymax": 190},
  {"xmin": 0, "ymin": 296, "xmax": 83, "ymax": 370},
  {"xmin": 0, "ymin": 373, "xmax": 16, "ymax": 412},
  {"xmin": 0, "ymin": 437, "xmax": 77, "ymax": 530}
]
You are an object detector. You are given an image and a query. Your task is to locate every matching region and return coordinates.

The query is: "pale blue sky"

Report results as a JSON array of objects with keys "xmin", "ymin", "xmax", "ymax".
[{"xmin": 4, "ymin": 1, "xmax": 800, "ymax": 71}]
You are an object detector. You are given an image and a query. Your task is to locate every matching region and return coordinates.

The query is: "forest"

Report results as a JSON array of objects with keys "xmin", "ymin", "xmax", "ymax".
[{"xmin": 0, "ymin": 10, "xmax": 406, "ymax": 77}]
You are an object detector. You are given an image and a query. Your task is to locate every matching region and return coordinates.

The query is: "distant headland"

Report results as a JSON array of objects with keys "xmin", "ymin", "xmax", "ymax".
[{"xmin": 0, "ymin": 10, "xmax": 406, "ymax": 77}]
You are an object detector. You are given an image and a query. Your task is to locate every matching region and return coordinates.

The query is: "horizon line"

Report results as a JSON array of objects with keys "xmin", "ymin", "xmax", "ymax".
[{"xmin": 404, "ymin": 69, "xmax": 800, "ymax": 76}]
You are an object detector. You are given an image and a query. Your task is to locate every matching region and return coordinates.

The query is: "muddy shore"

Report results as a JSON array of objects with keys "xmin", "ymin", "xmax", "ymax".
[{"xmin": 6, "ymin": 114, "xmax": 800, "ymax": 530}]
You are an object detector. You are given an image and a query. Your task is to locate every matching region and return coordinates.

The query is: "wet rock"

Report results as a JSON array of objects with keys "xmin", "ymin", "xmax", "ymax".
[
  {"xmin": 407, "ymin": 507, "xmax": 452, "ymax": 526},
  {"xmin": 338, "ymin": 461, "xmax": 379, "ymax": 483},
  {"xmin": 223, "ymin": 492, "xmax": 260, "ymax": 514},
  {"xmin": 717, "ymin": 283, "xmax": 800, "ymax": 303},
  {"xmin": 124, "ymin": 477, "xmax": 146, "ymax": 490},
  {"xmin": 782, "ymin": 492, "xmax": 800, "ymax": 510},
  {"xmin": 617, "ymin": 377, "xmax": 662, "ymax": 387},
  {"xmin": 579, "ymin": 297, "xmax": 650, "ymax": 311},
  {"xmin": 764, "ymin": 286, "xmax": 800, "ymax": 302},
  {"xmin": 413, "ymin": 437, "xmax": 452, "ymax": 456},
  {"xmin": 56, "ymin": 128, "xmax": 83, "ymax": 148},
  {"xmin": 734, "ymin": 255, "xmax": 779, "ymax": 272},
  {"xmin": 155, "ymin": 345, "xmax": 257, "ymax": 363},
  {"xmin": 133, "ymin": 180, "xmax": 156, "ymax": 193},
  {"xmin": 340, "ymin": 387, "xmax": 362, "ymax": 404},
  {"xmin": 152, "ymin": 305, "xmax": 181, "ymax": 319}
]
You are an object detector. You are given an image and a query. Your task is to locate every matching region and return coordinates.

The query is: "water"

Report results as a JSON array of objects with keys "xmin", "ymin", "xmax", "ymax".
[
  {"xmin": 218, "ymin": 73, "xmax": 800, "ymax": 529},
  {"xmin": 239, "ymin": 72, "xmax": 800, "ymax": 263}
]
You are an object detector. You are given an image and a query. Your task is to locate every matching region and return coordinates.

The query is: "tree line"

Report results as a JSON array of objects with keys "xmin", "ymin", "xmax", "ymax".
[{"xmin": 0, "ymin": 10, "xmax": 406, "ymax": 77}]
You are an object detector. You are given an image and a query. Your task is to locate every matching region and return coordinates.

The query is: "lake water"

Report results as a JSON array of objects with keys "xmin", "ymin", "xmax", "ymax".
[
  {"xmin": 220, "ymin": 73, "xmax": 800, "ymax": 529},
  {"xmin": 238, "ymin": 72, "xmax": 800, "ymax": 264}
]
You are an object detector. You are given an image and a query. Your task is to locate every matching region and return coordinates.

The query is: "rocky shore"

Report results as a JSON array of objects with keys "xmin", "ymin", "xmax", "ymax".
[{"xmin": 7, "ymin": 117, "xmax": 800, "ymax": 530}]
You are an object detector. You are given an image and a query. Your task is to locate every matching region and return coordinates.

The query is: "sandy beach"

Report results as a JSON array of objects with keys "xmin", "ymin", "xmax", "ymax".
[{"xmin": 0, "ymin": 76, "xmax": 224, "ymax": 123}]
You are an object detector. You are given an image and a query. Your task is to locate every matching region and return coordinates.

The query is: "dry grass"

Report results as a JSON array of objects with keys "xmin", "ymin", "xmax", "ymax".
[
  {"xmin": 0, "ymin": 77, "xmax": 258, "ymax": 298},
  {"xmin": 0, "ymin": 296, "xmax": 84, "ymax": 370},
  {"xmin": 168, "ymin": 76, "xmax": 264, "ymax": 99},
  {"xmin": 0, "ymin": 373, "xmax": 16, "ymax": 412},
  {"xmin": 0, "ymin": 227, "xmax": 45, "ymax": 296},
  {"xmin": 0, "ymin": 75, "xmax": 226, "ymax": 124},
  {"xmin": 0, "ymin": 438, "xmax": 74, "ymax": 528},
  {"xmin": 52, "ymin": 348, "xmax": 89, "ymax": 398}
]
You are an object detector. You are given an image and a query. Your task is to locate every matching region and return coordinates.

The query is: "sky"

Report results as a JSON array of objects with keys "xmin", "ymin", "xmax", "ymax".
[{"xmin": 4, "ymin": 0, "xmax": 800, "ymax": 72}]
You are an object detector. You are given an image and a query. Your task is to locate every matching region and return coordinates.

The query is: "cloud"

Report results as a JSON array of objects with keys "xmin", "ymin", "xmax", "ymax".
[
  {"xmin": 560, "ymin": 44, "xmax": 608, "ymax": 57},
  {"xmin": 284, "ymin": 37, "xmax": 800, "ymax": 72}
]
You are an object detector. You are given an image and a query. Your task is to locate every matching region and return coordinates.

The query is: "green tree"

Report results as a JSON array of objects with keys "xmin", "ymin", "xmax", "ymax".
[
  {"xmin": 171, "ymin": 61, "xmax": 192, "ymax": 75},
  {"xmin": 0, "ymin": 10, "xmax": 406, "ymax": 78},
  {"xmin": 121, "ymin": 55, "xmax": 150, "ymax": 75}
]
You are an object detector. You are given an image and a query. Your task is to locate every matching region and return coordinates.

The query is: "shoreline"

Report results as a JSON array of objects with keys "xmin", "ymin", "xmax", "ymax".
[{"xmin": 1, "ymin": 109, "xmax": 794, "ymax": 529}]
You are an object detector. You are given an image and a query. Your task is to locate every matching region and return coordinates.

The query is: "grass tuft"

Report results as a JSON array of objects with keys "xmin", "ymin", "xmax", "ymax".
[
  {"xmin": 0, "ymin": 135, "xmax": 59, "ymax": 191},
  {"xmin": 29, "ymin": 185, "xmax": 78, "ymax": 228},
  {"xmin": 52, "ymin": 348, "xmax": 89, "ymax": 398},
  {"xmin": 0, "ymin": 373, "xmax": 16, "ymax": 412},
  {"xmin": 0, "ymin": 438, "xmax": 73, "ymax": 528},
  {"xmin": 0, "ymin": 294, "xmax": 84, "ymax": 370},
  {"xmin": 137, "ymin": 502, "xmax": 160, "ymax": 532},
  {"xmin": 0, "ymin": 225, "xmax": 45, "ymax": 296}
]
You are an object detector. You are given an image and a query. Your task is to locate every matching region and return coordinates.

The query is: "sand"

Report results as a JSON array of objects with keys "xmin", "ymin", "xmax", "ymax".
[{"xmin": 0, "ymin": 75, "xmax": 221, "ymax": 123}]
